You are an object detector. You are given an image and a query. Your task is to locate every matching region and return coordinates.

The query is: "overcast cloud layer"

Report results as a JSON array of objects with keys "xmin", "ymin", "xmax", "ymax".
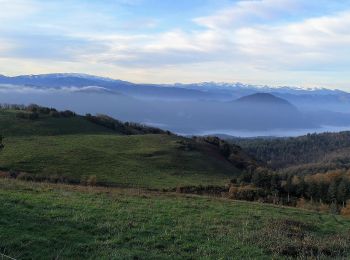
[{"xmin": 0, "ymin": 0, "xmax": 350, "ymax": 89}]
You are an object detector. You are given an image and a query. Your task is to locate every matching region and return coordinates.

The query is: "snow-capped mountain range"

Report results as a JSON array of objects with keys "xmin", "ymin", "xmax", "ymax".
[{"xmin": 0, "ymin": 73, "xmax": 348, "ymax": 101}]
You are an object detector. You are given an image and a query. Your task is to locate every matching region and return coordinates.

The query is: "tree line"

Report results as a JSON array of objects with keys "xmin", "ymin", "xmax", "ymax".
[
  {"xmin": 0, "ymin": 103, "xmax": 171, "ymax": 135},
  {"xmin": 229, "ymin": 167, "xmax": 350, "ymax": 212},
  {"xmin": 85, "ymin": 114, "xmax": 172, "ymax": 135},
  {"xmin": 14, "ymin": 104, "xmax": 76, "ymax": 120}
]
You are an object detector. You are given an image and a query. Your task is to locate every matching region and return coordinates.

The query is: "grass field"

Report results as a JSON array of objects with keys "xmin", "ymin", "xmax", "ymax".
[
  {"xmin": 0, "ymin": 134, "xmax": 237, "ymax": 188},
  {"xmin": 0, "ymin": 109, "xmax": 239, "ymax": 189},
  {"xmin": 0, "ymin": 178, "xmax": 349, "ymax": 259}
]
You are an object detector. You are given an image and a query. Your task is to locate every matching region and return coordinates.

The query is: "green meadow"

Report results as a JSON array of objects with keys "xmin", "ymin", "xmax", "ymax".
[{"xmin": 1, "ymin": 179, "xmax": 349, "ymax": 259}]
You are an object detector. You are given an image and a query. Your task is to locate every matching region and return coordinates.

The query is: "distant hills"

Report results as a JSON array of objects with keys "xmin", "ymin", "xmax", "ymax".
[
  {"xmin": 0, "ymin": 73, "xmax": 221, "ymax": 100},
  {"xmin": 1, "ymin": 73, "xmax": 350, "ymax": 136}
]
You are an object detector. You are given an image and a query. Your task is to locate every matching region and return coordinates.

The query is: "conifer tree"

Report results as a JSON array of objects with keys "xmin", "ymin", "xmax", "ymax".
[
  {"xmin": 328, "ymin": 181, "xmax": 338, "ymax": 203},
  {"xmin": 337, "ymin": 178, "xmax": 349, "ymax": 207}
]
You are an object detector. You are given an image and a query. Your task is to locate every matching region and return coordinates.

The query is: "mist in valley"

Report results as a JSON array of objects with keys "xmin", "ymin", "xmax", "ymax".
[{"xmin": 2, "ymin": 80, "xmax": 350, "ymax": 137}]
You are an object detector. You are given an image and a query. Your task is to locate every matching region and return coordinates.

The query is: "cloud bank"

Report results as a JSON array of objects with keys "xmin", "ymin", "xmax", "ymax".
[{"xmin": 0, "ymin": 0, "xmax": 350, "ymax": 89}]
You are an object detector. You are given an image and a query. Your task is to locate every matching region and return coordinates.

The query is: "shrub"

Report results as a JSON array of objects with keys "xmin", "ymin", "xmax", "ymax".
[
  {"xmin": 86, "ymin": 114, "xmax": 118, "ymax": 130},
  {"xmin": 60, "ymin": 110, "xmax": 75, "ymax": 117},
  {"xmin": 16, "ymin": 112, "xmax": 39, "ymax": 120},
  {"xmin": 86, "ymin": 175, "xmax": 97, "ymax": 186},
  {"xmin": 296, "ymin": 198, "xmax": 331, "ymax": 213},
  {"xmin": 176, "ymin": 185, "xmax": 227, "ymax": 195},
  {"xmin": 341, "ymin": 200, "xmax": 350, "ymax": 217},
  {"xmin": 26, "ymin": 104, "xmax": 39, "ymax": 112},
  {"xmin": 49, "ymin": 110, "xmax": 61, "ymax": 118},
  {"xmin": 228, "ymin": 185, "xmax": 264, "ymax": 201},
  {"xmin": 81, "ymin": 175, "xmax": 98, "ymax": 186},
  {"xmin": 8, "ymin": 170, "xmax": 20, "ymax": 179}
]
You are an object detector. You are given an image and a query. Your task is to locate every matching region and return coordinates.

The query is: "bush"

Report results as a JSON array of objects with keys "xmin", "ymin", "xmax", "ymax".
[
  {"xmin": 175, "ymin": 185, "xmax": 227, "ymax": 195},
  {"xmin": 26, "ymin": 104, "xmax": 39, "ymax": 112},
  {"xmin": 296, "ymin": 198, "xmax": 331, "ymax": 213},
  {"xmin": 86, "ymin": 114, "xmax": 118, "ymax": 130},
  {"xmin": 87, "ymin": 175, "xmax": 97, "ymax": 186},
  {"xmin": 16, "ymin": 112, "xmax": 39, "ymax": 120},
  {"xmin": 49, "ymin": 110, "xmax": 61, "ymax": 118},
  {"xmin": 228, "ymin": 185, "xmax": 264, "ymax": 201},
  {"xmin": 341, "ymin": 201, "xmax": 350, "ymax": 217},
  {"xmin": 60, "ymin": 110, "xmax": 75, "ymax": 117},
  {"xmin": 81, "ymin": 175, "xmax": 98, "ymax": 186},
  {"xmin": 8, "ymin": 170, "xmax": 20, "ymax": 179}
]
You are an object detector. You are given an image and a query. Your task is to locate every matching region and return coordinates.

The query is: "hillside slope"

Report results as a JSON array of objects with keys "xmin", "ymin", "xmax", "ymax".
[
  {"xmin": 0, "ymin": 106, "xmax": 252, "ymax": 188},
  {"xmin": 0, "ymin": 134, "xmax": 241, "ymax": 188}
]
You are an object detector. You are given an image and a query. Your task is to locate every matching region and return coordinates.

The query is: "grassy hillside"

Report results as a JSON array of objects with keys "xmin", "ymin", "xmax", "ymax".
[
  {"xmin": 1, "ymin": 179, "xmax": 349, "ymax": 259},
  {"xmin": 0, "ymin": 108, "xmax": 243, "ymax": 188},
  {"xmin": 0, "ymin": 134, "xmax": 238, "ymax": 188}
]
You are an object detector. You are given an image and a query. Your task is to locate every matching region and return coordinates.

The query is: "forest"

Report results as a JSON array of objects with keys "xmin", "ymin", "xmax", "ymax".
[
  {"xmin": 231, "ymin": 132, "xmax": 350, "ymax": 171},
  {"xmin": 228, "ymin": 133, "xmax": 350, "ymax": 214}
]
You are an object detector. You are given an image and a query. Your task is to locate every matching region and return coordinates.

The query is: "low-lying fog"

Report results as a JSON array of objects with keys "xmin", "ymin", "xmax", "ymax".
[
  {"xmin": 1, "ymin": 88, "xmax": 350, "ymax": 138},
  {"xmin": 195, "ymin": 125, "xmax": 350, "ymax": 138}
]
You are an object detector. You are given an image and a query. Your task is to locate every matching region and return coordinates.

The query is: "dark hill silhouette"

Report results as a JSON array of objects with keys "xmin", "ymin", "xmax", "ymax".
[
  {"xmin": 228, "ymin": 93, "xmax": 314, "ymax": 130},
  {"xmin": 236, "ymin": 93, "xmax": 294, "ymax": 106}
]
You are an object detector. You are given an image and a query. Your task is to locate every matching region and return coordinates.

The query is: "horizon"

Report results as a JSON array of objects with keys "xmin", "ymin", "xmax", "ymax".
[
  {"xmin": 1, "ymin": 0, "xmax": 350, "ymax": 90},
  {"xmin": 0, "ymin": 72, "xmax": 344, "ymax": 91}
]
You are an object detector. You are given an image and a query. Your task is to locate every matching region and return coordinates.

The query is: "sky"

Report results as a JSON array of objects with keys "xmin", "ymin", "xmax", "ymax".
[{"xmin": 0, "ymin": 0, "xmax": 350, "ymax": 89}]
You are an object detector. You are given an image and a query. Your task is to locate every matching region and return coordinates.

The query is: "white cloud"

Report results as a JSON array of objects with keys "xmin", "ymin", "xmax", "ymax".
[
  {"xmin": 232, "ymin": 11, "xmax": 350, "ymax": 70},
  {"xmin": 0, "ymin": 0, "xmax": 39, "ymax": 21},
  {"xmin": 0, "ymin": 0, "xmax": 350, "ymax": 89},
  {"xmin": 0, "ymin": 40, "xmax": 15, "ymax": 53},
  {"xmin": 194, "ymin": 0, "xmax": 303, "ymax": 29}
]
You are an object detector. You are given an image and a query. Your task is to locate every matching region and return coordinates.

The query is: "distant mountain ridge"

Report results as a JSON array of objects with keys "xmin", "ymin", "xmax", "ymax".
[
  {"xmin": 0, "ymin": 73, "xmax": 133, "ymax": 88},
  {"xmin": 0, "ymin": 73, "xmax": 348, "ymax": 99},
  {"xmin": 0, "ymin": 73, "xmax": 221, "ymax": 100}
]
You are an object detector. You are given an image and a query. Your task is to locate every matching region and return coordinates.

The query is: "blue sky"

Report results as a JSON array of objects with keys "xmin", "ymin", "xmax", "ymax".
[{"xmin": 1, "ymin": 0, "xmax": 350, "ymax": 89}]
